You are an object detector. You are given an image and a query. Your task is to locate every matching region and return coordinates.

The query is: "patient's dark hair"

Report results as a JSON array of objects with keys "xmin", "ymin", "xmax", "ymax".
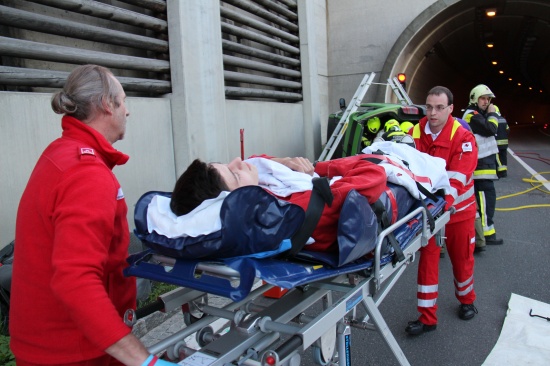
[{"xmin": 170, "ymin": 159, "xmax": 230, "ymax": 216}]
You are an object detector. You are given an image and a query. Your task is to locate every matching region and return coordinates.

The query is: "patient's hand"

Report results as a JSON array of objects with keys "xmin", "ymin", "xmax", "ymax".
[{"xmin": 272, "ymin": 157, "xmax": 315, "ymax": 176}]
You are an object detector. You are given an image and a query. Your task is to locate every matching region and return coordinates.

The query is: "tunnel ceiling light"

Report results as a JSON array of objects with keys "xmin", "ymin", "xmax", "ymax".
[
  {"xmin": 492, "ymin": 61, "xmax": 498, "ymax": 65},
  {"xmin": 509, "ymin": 78, "xmax": 513, "ymax": 81},
  {"xmin": 518, "ymin": 83, "xmax": 522, "ymax": 86},
  {"xmin": 486, "ymin": 42, "xmax": 494, "ymax": 48},
  {"xmin": 499, "ymin": 70, "xmax": 504, "ymax": 74},
  {"xmin": 529, "ymin": 87, "xmax": 533, "ymax": 90},
  {"xmin": 486, "ymin": 8, "xmax": 497, "ymax": 17}
]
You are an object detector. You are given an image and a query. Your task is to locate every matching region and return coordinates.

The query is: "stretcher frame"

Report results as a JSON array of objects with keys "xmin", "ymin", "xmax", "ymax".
[{"xmin": 126, "ymin": 202, "xmax": 450, "ymax": 366}]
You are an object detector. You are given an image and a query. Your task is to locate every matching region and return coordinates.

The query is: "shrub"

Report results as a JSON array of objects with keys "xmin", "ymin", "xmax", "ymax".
[
  {"xmin": 138, "ymin": 281, "xmax": 178, "ymax": 308},
  {"xmin": 0, "ymin": 334, "xmax": 15, "ymax": 365}
]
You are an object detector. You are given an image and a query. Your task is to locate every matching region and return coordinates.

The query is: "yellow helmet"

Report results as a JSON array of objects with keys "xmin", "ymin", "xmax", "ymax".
[
  {"xmin": 384, "ymin": 119, "xmax": 400, "ymax": 132},
  {"xmin": 400, "ymin": 121, "xmax": 414, "ymax": 133},
  {"xmin": 469, "ymin": 84, "xmax": 495, "ymax": 104},
  {"xmin": 366, "ymin": 117, "xmax": 381, "ymax": 134}
]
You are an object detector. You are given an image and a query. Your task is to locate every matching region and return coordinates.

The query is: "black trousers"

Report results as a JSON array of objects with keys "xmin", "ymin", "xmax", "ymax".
[{"xmin": 497, "ymin": 147, "xmax": 508, "ymax": 177}]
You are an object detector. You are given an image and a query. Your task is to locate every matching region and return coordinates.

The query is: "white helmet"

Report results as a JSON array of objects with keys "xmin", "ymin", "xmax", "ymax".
[{"xmin": 469, "ymin": 84, "xmax": 495, "ymax": 104}]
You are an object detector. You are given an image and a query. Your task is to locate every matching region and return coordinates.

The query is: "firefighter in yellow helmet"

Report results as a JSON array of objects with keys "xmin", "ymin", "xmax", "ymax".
[
  {"xmin": 382, "ymin": 119, "xmax": 406, "ymax": 141},
  {"xmin": 462, "ymin": 84, "xmax": 503, "ymax": 248},
  {"xmin": 400, "ymin": 121, "xmax": 415, "ymax": 134},
  {"xmin": 361, "ymin": 116, "xmax": 381, "ymax": 147},
  {"xmin": 366, "ymin": 116, "xmax": 381, "ymax": 134}
]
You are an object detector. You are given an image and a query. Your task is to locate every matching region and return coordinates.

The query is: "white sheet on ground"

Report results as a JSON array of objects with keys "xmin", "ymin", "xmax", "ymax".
[{"xmin": 483, "ymin": 293, "xmax": 550, "ymax": 365}]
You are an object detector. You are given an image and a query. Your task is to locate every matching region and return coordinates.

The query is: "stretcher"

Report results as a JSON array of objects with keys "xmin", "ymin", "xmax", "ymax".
[{"xmin": 124, "ymin": 189, "xmax": 450, "ymax": 366}]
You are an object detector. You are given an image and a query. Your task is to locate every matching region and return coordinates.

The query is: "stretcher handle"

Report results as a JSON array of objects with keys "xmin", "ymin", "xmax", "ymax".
[
  {"xmin": 274, "ymin": 335, "xmax": 303, "ymax": 360},
  {"xmin": 136, "ymin": 298, "xmax": 165, "ymax": 319}
]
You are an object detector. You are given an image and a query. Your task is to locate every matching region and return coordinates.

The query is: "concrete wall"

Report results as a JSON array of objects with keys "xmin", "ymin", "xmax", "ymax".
[
  {"xmin": 0, "ymin": 0, "xmax": 330, "ymax": 247},
  {"xmin": 225, "ymin": 100, "xmax": 305, "ymax": 159},
  {"xmin": 0, "ymin": 93, "xmax": 175, "ymax": 245},
  {"xmin": 325, "ymin": 0, "xmax": 437, "ymax": 112},
  {"xmin": 4, "ymin": 1, "xmax": 464, "ymax": 247}
]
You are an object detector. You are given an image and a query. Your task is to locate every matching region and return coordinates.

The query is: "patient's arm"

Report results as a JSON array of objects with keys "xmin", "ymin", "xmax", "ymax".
[{"xmin": 268, "ymin": 157, "xmax": 315, "ymax": 176}]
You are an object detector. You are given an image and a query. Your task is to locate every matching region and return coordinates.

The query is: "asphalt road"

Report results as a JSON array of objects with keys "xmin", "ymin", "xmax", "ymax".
[{"xmin": 345, "ymin": 124, "xmax": 550, "ymax": 366}]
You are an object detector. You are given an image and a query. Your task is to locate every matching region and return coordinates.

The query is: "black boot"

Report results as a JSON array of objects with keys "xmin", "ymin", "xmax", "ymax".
[
  {"xmin": 485, "ymin": 234, "xmax": 503, "ymax": 245},
  {"xmin": 458, "ymin": 303, "xmax": 478, "ymax": 320},
  {"xmin": 405, "ymin": 320, "xmax": 437, "ymax": 335},
  {"xmin": 474, "ymin": 246, "xmax": 486, "ymax": 253}
]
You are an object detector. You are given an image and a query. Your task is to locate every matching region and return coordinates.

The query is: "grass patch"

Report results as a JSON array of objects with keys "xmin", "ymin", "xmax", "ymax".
[
  {"xmin": 0, "ymin": 333, "xmax": 15, "ymax": 365},
  {"xmin": 138, "ymin": 281, "xmax": 178, "ymax": 308}
]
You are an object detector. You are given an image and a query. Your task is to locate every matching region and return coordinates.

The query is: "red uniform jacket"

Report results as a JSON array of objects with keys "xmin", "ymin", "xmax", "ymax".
[
  {"xmin": 11, "ymin": 116, "xmax": 136, "ymax": 363},
  {"xmin": 275, "ymin": 155, "xmax": 387, "ymax": 251},
  {"xmin": 411, "ymin": 115, "xmax": 478, "ymax": 223}
]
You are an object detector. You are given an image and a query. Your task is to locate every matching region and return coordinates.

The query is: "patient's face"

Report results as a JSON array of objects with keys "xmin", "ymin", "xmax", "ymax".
[{"xmin": 212, "ymin": 157, "xmax": 259, "ymax": 191}]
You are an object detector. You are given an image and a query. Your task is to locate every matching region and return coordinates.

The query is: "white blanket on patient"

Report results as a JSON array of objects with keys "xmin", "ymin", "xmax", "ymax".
[
  {"xmin": 362, "ymin": 141, "xmax": 452, "ymax": 199},
  {"xmin": 246, "ymin": 157, "xmax": 321, "ymax": 197}
]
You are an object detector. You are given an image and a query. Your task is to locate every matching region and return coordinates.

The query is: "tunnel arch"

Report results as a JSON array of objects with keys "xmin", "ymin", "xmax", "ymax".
[{"xmin": 379, "ymin": 0, "xmax": 550, "ymax": 124}]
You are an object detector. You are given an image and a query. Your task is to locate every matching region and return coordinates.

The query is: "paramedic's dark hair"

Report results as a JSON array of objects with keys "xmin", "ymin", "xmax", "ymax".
[
  {"xmin": 170, "ymin": 159, "xmax": 230, "ymax": 216},
  {"xmin": 51, "ymin": 64, "xmax": 121, "ymax": 122},
  {"xmin": 427, "ymin": 86, "xmax": 453, "ymax": 105}
]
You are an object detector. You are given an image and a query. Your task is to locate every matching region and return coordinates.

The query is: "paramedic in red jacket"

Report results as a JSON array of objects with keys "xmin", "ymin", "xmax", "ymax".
[
  {"xmin": 169, "ymin": 155, "xmax": 387, "ymax": 252},
  {"xmin": 405, "ymin": 86, "xmax": 478, "ymax": 336},
  {"xmin": 10, "ymin": 65, "xmax": 175, "ymax": 366}
]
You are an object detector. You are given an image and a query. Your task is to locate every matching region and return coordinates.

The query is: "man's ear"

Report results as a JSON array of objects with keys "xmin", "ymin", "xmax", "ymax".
[
  {"xmin": 448, "ymin": 104, "xmax": 454, "ymax": 114},
  {"xmin": 101, "ymin": 97, "xmax": 114, "ymax": 115}
]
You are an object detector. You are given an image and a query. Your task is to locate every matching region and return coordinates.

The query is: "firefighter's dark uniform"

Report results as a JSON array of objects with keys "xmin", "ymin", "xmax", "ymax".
[
  {"xmin": 463, "ymin": 105, "xmax": 502, "ymax": 243},
  {"xmin": 494, "ymin": 107, "xmax": 509, "ymax": 178}
]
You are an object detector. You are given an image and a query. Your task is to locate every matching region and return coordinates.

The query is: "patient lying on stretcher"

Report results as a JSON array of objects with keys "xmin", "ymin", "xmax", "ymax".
[
  {"xmin": 169, "ymin": 144, "xmax": 451, "ymax": 253},
  {"xmin": 170, "ymin": 154, "xmax": 387, "ymax": 252}
]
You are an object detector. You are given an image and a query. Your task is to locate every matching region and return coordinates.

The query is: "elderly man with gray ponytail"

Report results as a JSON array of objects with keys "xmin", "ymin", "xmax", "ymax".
[{"xmin": 10, "ymin": 65, "xmax": 176, "ymax": 366}]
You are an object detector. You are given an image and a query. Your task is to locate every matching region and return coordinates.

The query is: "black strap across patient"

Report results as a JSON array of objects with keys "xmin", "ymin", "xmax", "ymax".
[{"xmin": 288, "ymin": 177, "xmax": 333, "ymax": 257}]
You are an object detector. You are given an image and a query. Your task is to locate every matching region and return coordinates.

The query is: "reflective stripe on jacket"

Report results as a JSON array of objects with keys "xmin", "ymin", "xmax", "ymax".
[
  {"xmin": 496, "ymin": 115, "xmax": 509, "ymax": 147},
  {"xmin": 463, "ymin": 107, "xmax": 499, "ymax": 180},
  {"xmin": 463, "ymin": 108, "xmax": 498, "ymax": 158},
  {"xmin": 411, "ymin": 116, "xmax": 478, "ymax": 223}
]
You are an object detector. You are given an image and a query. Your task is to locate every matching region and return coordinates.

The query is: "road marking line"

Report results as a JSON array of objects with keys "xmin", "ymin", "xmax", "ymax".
[{"xmin": 509, "ymin": 147, "xmax": 550, "ymax": 191}]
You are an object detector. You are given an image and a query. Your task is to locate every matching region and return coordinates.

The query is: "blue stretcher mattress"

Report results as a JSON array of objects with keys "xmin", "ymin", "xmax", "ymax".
[{"xmin": 125, "ymin": 192, "xmax": 446, "ymax": 301}]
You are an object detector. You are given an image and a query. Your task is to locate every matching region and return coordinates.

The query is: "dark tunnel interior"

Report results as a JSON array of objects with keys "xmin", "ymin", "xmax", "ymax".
[{"xmin": 401, "ymin": 0, "xmax": 550, "ymax": 125}]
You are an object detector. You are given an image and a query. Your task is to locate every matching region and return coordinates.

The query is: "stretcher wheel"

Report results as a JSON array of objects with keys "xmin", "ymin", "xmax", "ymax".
[
  {"xmin": 182, "ymin": 295, "xmax": 207, "ymax": 326},
  {"xmin": 312, "ymin": 324, "xmax": 336, "ymax": 364},
  {"xmin": 196, "ymin": 326, "xmax": 214, "ymax": 347}
]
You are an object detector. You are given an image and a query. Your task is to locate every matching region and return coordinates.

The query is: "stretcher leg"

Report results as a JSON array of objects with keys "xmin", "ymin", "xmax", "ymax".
[
  {"xmin": 363, "ymin": 296, "xmax": 411, "ymax": 366},
  {"xmin": 337, "ymin": 323, "xmax": 352, "ymax": 366}
]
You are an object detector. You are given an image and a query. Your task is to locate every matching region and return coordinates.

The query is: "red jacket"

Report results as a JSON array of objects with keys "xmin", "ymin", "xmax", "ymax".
[
  {"xmin": 11, "ymin": 116, "xmax": 136, "ymax": 363},
  {"xmin": 411, "ymin": 115, "xmax": 478, "ymax": 223},
  {"xmin": 279, "ymin": 155, "xmax": 387, "ymax": 251}
]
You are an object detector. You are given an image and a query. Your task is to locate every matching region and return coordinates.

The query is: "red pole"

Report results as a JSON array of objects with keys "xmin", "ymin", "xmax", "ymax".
[{"xmin": 240, "ymin": 129, "xmax": 244, "ymax": 160}]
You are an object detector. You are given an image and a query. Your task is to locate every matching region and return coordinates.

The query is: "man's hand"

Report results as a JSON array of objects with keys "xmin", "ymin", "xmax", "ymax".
[
  {"xmin": 271, "ymin": 157, "xmax": 315, "ymax": 175},
  {"xmin": 141, "ymin": 354, "xmax": 179, "ymax": 366},
  {"xmin": 487, "ymin": 103, "xmax": 496, "ymax": 113}
]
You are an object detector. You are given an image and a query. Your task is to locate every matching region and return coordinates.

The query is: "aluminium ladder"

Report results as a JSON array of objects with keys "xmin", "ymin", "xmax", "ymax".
[
  {"xmin": 318, "ymin": 72, "xmax": 376, "ymax": 162},
  {"xmin": 387, "ymin": 76, "xmax": 413, "ymax": 105}
]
